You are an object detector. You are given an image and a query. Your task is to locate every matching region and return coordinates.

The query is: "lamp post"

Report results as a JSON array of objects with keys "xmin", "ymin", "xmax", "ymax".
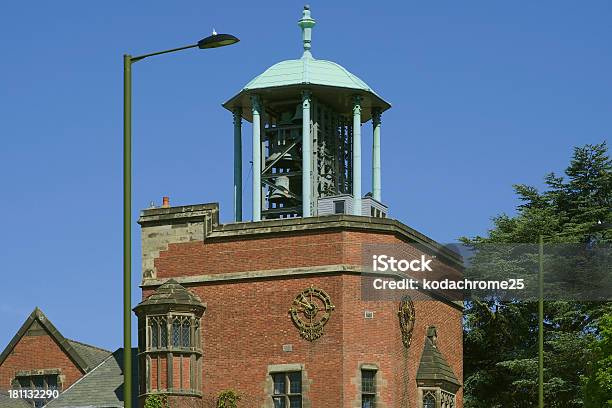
[
  {"xmin": 538, "ymin": 234, "xmax": 544, "ymax": 408},
  {"xmin": 123, "ymin": 33, "xmax": 238, "ymax": 408}
]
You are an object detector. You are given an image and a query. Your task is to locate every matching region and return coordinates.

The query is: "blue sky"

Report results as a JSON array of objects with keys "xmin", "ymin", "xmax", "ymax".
[{"xmin": 0, "ymin": 1, "xmax": 610, "ymax": 351}]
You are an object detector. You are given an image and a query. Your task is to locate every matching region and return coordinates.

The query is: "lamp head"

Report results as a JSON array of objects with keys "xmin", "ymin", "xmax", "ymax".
[{"xmin": 198, "ymin": 33, "xmax": 240, "ymax": 49}]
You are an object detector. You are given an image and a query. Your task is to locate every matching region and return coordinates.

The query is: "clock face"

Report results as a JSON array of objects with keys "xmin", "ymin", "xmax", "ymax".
[
  {"xmin": 289, "ymin": 286, "xmax": 335, "ymax": 341},
  {"xmin": 398, "ymin": 295, "xmax": 416, "ymax": 348}
]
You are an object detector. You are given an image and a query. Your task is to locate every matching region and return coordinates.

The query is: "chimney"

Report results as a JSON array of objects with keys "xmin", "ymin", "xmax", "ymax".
[{"xmin": 162, "ymin": 196, "xmax": 170, "ymax": 208}]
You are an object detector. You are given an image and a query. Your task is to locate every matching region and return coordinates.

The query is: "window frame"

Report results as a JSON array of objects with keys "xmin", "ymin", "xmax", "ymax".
[
  {"xmin": 422, "ymin": 390, "xmax": 436, "ymax": 408},
  {"xmin": 361, "ymin": 369, "xmax": 377, "ymax": 408},
  {"xmin": 146, "ymin": 313, "xmax": 199, "ymax": 351},
  {"xmin": 271, "ymin": 371, "xmax": 302, "ymax": 407},
  {"xmin": 13, "ymin": 374, "xmax": 60, "ymax": 406}
]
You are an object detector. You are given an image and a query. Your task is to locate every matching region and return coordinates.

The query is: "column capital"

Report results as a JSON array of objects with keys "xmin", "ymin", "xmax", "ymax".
[
  {"xmin": 352, "ymin": 95, "xmax": 362, "ymax": 115},
  {"xmin": 250, "ymin": 95, "xmax": 262, "ymax": 113},
  {"xmin": 232, "ymin": 107, "xmax": 243, "ymax": 125},
  {"xmin": 372, "ymin": 109, "xmax": 382, "ymax": 126}
]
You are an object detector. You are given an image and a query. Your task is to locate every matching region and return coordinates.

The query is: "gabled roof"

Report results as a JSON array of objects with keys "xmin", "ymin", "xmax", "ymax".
[
  {"xmin": 45, "ymin": 348, "xmax": 138, "ymax": 408},
  {"xmin": 0, "ymin": 308, "xmax": 111, "ymax": 374},
  {"xmin": 416, "ymin": 327, "xmax": 460, "ymax": 390}
]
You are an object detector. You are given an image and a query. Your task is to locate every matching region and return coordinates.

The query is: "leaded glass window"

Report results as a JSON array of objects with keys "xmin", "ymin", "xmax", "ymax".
[
  {"xmin": 147, "ymin": 315, "xmax": 167, "ymax": 349},
  {"xmin": 170, "ymin": 315, "xmax": 192, "ymax": 348},
  {"xmin": 423, "ymin": 391, "xmax": 436, "ymax": 408},
  {"xmin": 148, "ymin": 315, "xmax": 195, "ymax": 350}
]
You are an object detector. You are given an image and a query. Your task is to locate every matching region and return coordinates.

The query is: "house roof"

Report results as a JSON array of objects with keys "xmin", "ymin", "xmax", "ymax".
[
  {"xmin": 416, "ymin": 327, "xmax": 461, "ymax": 389},
  {"xmin": 44, "ymin": 348, "xmax": 138, "ymax": 408},
  {"xmin": 0, "ymin": 391, "xmax": 30, "ymax": 408},
  {"xmin": 0, "ymin": 308, "xmax": 111, "ymax": 374}
]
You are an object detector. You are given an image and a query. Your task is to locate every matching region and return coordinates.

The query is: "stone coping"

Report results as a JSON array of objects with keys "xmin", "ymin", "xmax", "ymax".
[{"xmin": 138, "ymin": 203, "xmax": 463, "ymax": 267}]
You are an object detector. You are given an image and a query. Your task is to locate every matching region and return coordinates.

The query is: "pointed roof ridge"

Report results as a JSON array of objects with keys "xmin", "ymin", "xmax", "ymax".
[
  {"xmin": 416, "ymin": 326, "xmax": 460, "ymax": 390},
  {"xmin": 65, "ymin": 338, "xmax": 111, "ymax": 354},
  {"xmin": 0, "ymin": 308, "xmax": 102, "ymax": 373}
]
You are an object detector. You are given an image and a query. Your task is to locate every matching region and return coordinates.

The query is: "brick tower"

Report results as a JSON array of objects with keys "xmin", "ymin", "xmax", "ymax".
[{"xmin": 135, "ymin": 6, "xmax": 462, "ymax": 408}]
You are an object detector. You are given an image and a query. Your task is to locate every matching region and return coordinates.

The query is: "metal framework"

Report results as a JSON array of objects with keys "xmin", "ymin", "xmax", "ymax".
[{"xmin": 260, "ymin": 98, "xmax": 354, "ymax": 219}]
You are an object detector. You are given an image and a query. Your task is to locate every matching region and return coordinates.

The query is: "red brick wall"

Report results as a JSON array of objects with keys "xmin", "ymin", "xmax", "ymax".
[
  {"xmin": 154, "ymin": 231, "xmax": 345, "ymax": 278},
  {"xmin": 0, "ymin": 334, "xmax": 84, "ymax": 391},
  {"xmin": 142, "ymin": 228, "xmax": 463, "ymax": 407}
]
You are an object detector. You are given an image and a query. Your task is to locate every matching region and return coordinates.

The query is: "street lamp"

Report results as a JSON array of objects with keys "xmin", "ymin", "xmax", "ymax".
[{"xmin": 123, "ymin": 32, "xmax": 238, "ymax": 408}]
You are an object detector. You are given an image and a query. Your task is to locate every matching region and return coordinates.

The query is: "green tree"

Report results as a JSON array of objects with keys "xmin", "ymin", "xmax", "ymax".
[
  {"xmin": 582, "ymin": 315, "xmax": 612, "ymax": 407},
  {"xmin": 462, "ymin": 142, "xmax": 612, "ymax": 407},
  {"xmin": 144, "ymin": 394, "xmax": 168, "ymax": 408}
]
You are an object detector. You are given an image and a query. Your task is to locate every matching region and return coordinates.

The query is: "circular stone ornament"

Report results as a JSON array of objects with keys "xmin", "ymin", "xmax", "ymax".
[{"xmin": 289, "ymin": 286, "xmax": 335, "ymax": 341}]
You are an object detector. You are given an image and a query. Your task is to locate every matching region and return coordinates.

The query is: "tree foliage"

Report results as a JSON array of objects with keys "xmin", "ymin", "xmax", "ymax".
[
  {"xmin": 462, "ymin": 142, "xmax": 612, "ymax": 407},
  {"xmin": 144, "ymin": 394, "xmax": 167, "ymax": 408},
  {"xmin": 216, "ymin": 389, "xmax": 241, "ymax": 408}
]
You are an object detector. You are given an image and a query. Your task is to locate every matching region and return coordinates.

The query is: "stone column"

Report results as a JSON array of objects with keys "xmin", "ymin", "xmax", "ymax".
[
  {"xmin": 372, "ymin": 109, "xmax": 381, "ymax": 202},
  {"xmin": 302, "ymin": 90, "xmax": 312, "ymax": 217},
  {"xmin": 251, "ymin": 95, "xmax": 262, "ymax": 221},
  {"xmin": 233, "ymin": 108, "xmax": 243, "ymax": 222},
  {"xmin": 352, "ymin": 96, "xmax": 362, "ymax": 215}
]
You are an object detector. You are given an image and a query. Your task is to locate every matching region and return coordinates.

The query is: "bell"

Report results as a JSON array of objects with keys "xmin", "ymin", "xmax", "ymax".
[
  {"xmin": 269, "ymin": 176, "xmax": 291, "ymax": 199},
  {"xmin": 291, "ymin": 103, "xmax": 303, "ymax": 122}
]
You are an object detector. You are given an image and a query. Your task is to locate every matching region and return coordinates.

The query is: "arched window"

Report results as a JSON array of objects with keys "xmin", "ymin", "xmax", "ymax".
[
  {"xmin": 147, "ymin": 314, "xmax": 197, "ymax": 350},
  {"xmin": 423, "ymin": 391, "xmax": 436, "ymax": 408},
  {"xmin": 148, "ymin": 316, "xmax": 168, "ymax": 349}
]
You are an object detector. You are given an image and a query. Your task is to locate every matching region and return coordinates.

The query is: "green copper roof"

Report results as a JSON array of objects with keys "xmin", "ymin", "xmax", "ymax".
[
  {"xmin": 223, "ymin": 6, "xmax": 391, "ymax": 122},
  {"xmin": 243, "ymin": 5, "xmax": 375, "ymax": 93},
  {"xmin": 243, "ymin": 56, "xmax": 376, "ymax": 94}
]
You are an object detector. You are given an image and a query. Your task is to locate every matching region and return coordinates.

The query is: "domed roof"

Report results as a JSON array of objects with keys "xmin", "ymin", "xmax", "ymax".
[
  {"xmin": 243, "ymin": 55, "xmax": 374, "ymax": 93},
  {"xmin": 223, "ymin": 6, "xmax": 390, "ymax": 123}
]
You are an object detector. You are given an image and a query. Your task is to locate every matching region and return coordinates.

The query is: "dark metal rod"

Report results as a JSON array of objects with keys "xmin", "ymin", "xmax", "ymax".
[
  {"xmin": 123, "ymin": 54, "xmax": 133, "ymax": 408},
  {"xmin": 539, "ymin": 234, "xmax": 544, "ymax": 408},
  {"xmin": 131, "ymin": 44, "xmax": 198, "ymax": 62}
]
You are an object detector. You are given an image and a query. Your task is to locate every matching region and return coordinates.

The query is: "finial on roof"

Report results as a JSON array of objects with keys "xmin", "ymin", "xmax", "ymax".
[{"xmin": 298, "ymin": 5, "xmax": 316, "ymax": 58}]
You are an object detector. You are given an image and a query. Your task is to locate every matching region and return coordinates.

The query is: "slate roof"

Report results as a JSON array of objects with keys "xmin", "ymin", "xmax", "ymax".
[
  {"xmin": 45, "ymin": 348, "xmax": 138, "ymax": 408},
  {"xmin": 0, "ymin": 391, "xmax": 30, "ymax": 408},
  {"xmin": 416, "ymin": 327, "xmax": 460, "ymax": 388},
  {"xmin": 0, "ymin": 308, "xmax": 111, "ymax": 374},
  {"xmin": 65, "ymin": 341, "xmax": 112, "ymax": 372},
  {"xmin": 134, "ymin": 279, "xmax": 205, "ymax": 312}
]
